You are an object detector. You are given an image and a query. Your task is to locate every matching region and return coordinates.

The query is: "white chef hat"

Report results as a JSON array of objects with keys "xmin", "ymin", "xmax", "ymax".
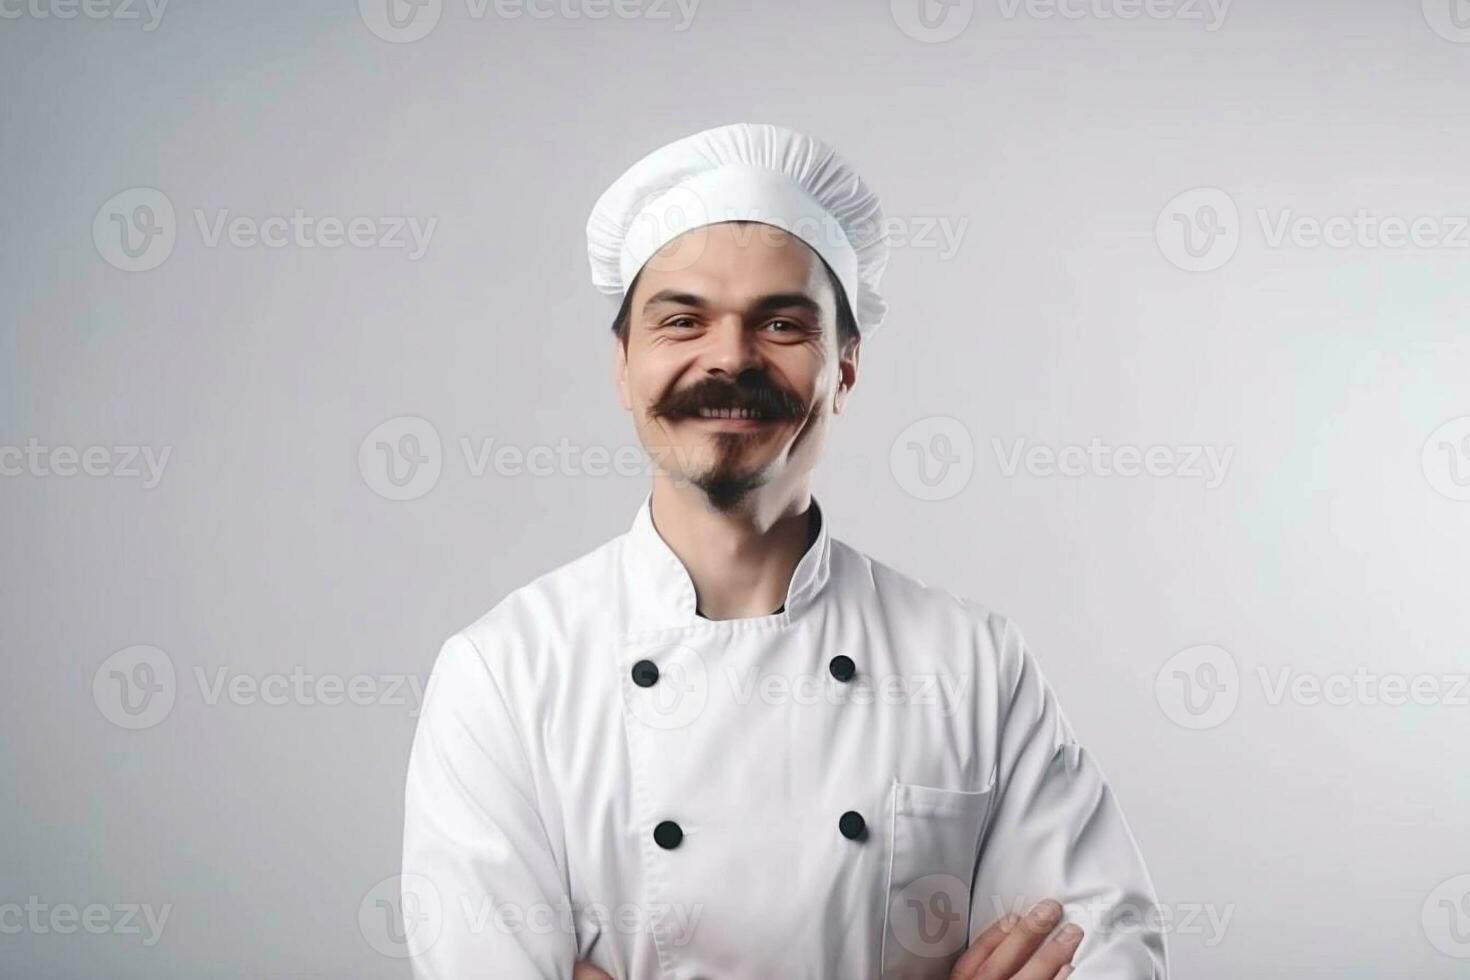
[{"xmin": 586, "ymin": 122, "xmax": 890, "ymax": 336}]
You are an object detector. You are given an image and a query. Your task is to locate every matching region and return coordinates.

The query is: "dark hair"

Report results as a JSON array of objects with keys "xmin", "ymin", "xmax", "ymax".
[{"xmin": 609, "ymin": 239, "xmax": 860, "ymax": 350}]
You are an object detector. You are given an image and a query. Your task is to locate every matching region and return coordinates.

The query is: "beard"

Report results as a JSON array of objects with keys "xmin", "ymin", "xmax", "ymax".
[{"xmin": 690, "ymin": 432, "xmax": 771, "ymax": 511}]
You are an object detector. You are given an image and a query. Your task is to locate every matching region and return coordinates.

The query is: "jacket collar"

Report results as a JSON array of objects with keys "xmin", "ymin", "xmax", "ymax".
[{"xmin": 618, "ymin": 492, "xmax": 832, "ymax": 634}]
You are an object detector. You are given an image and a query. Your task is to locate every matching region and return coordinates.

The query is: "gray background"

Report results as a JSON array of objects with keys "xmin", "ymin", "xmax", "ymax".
[{"xmin": 3, "ymin": 0, "xmax": 1469, "ymax": 976}]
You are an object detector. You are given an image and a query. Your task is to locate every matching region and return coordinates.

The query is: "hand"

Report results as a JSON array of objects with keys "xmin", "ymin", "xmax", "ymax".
[
  {"xmin": 949, "ymin": 899, "xmax": 1083, "ymax": 980},
  {"xmin": 572, "ymin": 961, "xmax": 613, "ymax": 980}
]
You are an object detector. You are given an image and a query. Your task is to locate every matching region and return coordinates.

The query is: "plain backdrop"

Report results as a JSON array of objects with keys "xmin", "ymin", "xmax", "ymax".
[{"xmin": 3, "ymin": 0, "xmax": 1469, "ymax": 976}]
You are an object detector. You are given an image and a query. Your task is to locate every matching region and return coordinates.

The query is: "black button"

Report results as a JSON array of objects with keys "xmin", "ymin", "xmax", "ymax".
[
  {"xmin": 829, "ymin": 655, "xmax": 856, "ymax": 682},
  {"xmin": 631, "ymin": 660, "xmax": 660, "ymax": 688},
  {"xmin": 653, "ymin": 820, "xmax": 683, "ymax": 850},
  {"xmin": 839, "ymin": 810, "xmax": 866, "ymax": 841}
]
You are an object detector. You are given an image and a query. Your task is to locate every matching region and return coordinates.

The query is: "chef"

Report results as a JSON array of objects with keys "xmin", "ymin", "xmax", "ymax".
[{"xmin": 400, "ymin": 123, "xmax": 1168, "ymax": 980}]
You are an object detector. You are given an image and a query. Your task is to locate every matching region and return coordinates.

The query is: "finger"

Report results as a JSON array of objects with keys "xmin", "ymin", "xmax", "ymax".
[
  {"xmin": 1056, "ymin": 966, "xmax": 1075, "ymax": 980},
  {"xmin": 571, "ymin": 961, "xmax": 614, "ymax": 980},
  {"xmin": 950, "ymin": 913, "xmax": 1019, "ymax": 979},
  {"xmin": 972, "ymin": 899, "xmax": 1064, "ymax": 979},
  {"xmin": 1013, "ymin": 923, "xmax": 1084, "ymax": 980}
]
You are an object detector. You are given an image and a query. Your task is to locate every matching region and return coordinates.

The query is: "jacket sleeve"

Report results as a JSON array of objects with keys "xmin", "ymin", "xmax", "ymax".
[
  {"xmin": 969, "ymin": 614, "xmax": 1170, "ymax": 979},
  {"xmin": 400, "ymin": 632, "xmax": 576, "ymax": 979}
]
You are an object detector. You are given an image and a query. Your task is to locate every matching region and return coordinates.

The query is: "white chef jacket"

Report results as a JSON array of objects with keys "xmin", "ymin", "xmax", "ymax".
[{"xmin": 401, "ymin": 495, "xmax": 1168, "ymax": 979}]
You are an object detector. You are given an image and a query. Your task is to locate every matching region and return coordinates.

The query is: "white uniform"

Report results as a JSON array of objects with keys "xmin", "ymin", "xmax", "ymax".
[{"xmin": 401, "ymin": 496, "xmax": 1168, "ymax": 979}]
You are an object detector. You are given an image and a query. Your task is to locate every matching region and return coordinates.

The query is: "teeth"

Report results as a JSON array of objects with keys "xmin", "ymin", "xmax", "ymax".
[{"xmin": 696, "ymin": 408, "xmax": 765, "ymax": 420}]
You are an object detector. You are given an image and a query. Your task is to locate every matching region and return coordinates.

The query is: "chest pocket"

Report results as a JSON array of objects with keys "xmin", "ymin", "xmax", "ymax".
[{"xmin": 880, "ymin": 779, "xmax": 994, "ymax": 980}]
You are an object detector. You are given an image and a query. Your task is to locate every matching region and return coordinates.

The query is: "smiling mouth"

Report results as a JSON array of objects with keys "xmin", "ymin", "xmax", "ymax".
[{"xmin": 692, "ymin": 408, "xmax": 780, "ymax": 422}]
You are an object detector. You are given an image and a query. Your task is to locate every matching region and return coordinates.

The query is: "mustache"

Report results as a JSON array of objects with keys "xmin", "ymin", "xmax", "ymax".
[{"xmin": 650, "ymin": 373, "xmax": 808, "ymax": 421}]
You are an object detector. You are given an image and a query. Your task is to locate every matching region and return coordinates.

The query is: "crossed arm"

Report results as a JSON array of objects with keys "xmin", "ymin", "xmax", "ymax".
[{"xmin": 571, "ymin": 900, "xmax": 1085, "ymax": 980}]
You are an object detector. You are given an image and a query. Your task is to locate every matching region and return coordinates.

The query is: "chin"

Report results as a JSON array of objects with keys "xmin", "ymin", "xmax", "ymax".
[{"xmin": 690, "ymin": 468, "xmax": 770, "ymax": 511}]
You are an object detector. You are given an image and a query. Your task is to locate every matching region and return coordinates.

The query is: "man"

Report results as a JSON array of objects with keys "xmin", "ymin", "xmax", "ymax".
[{"xmin": 401, "ymin": 123, "xmax": 1167, "ymax": 979}]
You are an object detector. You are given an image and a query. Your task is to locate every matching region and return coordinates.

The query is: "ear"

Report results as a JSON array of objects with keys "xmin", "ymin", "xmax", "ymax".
[
  {"xmin": 832, "ymin": 335, "xmax": 860, "ymax": 415},
  {"xmin": 613, "ymin": 333, "xmax": 632, "ymax": 412}
]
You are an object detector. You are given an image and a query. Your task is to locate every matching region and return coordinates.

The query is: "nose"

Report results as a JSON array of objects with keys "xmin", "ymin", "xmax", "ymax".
[{"xmin": 701, "ymin": 316, "xmax": 760, "ymax": 377}]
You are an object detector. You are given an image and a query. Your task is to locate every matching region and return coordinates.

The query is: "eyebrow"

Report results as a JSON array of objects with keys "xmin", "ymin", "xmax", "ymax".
[{"xmin": 641, "ymin": 289, "xmax": 824, "ymax": 320}]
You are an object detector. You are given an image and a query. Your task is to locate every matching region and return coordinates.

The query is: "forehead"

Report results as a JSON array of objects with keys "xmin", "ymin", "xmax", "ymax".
[{"xmin": 630, "ymin": 221, "xmax": 834, "ymax": 308}]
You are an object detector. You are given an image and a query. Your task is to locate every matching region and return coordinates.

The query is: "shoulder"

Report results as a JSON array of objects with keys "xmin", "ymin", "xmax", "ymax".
[
  {"xmin": 830, "ymin": 536, "xmax": 1030, "ymax": 673},
  {"xmin": 830, "ymin": 535, "xmax": 998, "ymax": 625},
  {"xmin": 432, "ymin": 532, "xmax": 623, "ymax": 686}
]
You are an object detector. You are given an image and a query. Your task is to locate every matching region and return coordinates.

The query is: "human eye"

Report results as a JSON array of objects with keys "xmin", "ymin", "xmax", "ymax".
[{"xmin": 762, "ymin": 317, "xmax": 813, "ymax": 338}]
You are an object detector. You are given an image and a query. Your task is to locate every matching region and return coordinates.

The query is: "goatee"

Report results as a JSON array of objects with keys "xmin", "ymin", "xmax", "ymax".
[{"xmin": 690, "ymin": 433, "xmax": 769, "ymax": 511}]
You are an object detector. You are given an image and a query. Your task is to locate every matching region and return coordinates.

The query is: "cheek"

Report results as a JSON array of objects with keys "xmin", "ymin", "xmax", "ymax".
[
  {"xmin": 627, "ymin": 361, "xmax": 684, "ymax": 422},
  {"xmin": 791, "ymin": 359, "xmax": 839, "ymax": 413}
]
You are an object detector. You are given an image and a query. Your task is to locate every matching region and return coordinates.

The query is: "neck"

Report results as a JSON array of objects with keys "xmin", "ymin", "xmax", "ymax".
[{"xmin": 648, "ymin": 473, "xmax": 814, "ymax": 620}]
